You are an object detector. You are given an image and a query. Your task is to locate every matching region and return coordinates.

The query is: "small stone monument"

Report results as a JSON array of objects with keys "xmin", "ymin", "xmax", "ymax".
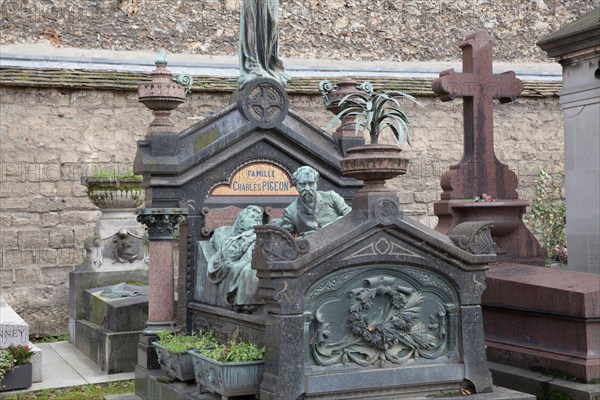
[
  {"xmin": 69, "ymin": 173, "xmax": 149, "ymax": 372},
  {"xmin": 0, "ymin": 299, "xmax": 42, "ymax": 383}
]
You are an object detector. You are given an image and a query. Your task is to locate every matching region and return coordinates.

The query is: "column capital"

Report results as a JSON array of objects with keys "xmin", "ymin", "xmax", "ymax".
[{"xmin": 137, "ymin": 207, "xmax": 187, "ymax": 241}]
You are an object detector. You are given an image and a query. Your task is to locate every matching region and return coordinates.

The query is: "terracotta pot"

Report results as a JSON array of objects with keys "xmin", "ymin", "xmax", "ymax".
[{"xmin": 341, "ymin": 144, "xmax": 408, "ymax": 192}]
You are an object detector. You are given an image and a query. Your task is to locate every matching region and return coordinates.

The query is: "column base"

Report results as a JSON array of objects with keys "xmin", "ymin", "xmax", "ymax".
[{"xmin": 142, "ymin": 320, "xmax": 177, "ymax": 335}]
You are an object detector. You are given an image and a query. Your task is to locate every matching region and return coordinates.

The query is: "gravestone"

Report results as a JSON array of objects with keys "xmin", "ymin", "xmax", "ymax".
[
  {"xmin": 432, "ymin": 31, "xmax": 543, "ymax": 265},
  {"xmin": 0, "ymin": 298, "xmax": 42, "ymax": 383},
  {"xmin": 69, "ymin": 178, "xmax": 149, "ymax": 373},
  {"xmin": 139, "ymin": 77, "xmax": 362, "ymax": 324}
]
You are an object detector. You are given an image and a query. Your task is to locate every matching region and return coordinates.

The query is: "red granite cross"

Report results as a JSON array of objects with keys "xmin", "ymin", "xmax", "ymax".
[{"xmin": 433, "ymin": 31, "xmax": 522, "ymax": 200}]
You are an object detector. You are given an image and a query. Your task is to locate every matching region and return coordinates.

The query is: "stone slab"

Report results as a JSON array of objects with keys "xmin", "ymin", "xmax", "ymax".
[
  {"xmin": 74, "ymin": 319, "xmax": 141, "ymax": 373},
  {"xmin": 84, "ymin": 284, "xmax": 148, "ymax": 332},
  {"xmin": 305, "ymin": 363, "xmax": 463, "ymax": 395},
  {"xmin": 0, "ymin": 298, "xmax": 29, "ymax": 347},
  {"xmin": 482, "ymin": 263, "xmax": 600, "ymax": 383},
  {"xmin": 490, "ymin": 362, "xmax": 600, "ymax": 400},
  {"xmin": 104, "ymin": 394, "xmax": 142, "ymax": 400},
  {"xmin": 483, "ymin": 263, "xmax": 600, "ymax": 317},
  {"xmin": 29, "ymin": 342, "xmax": 42, "ymax": 383},
  {"xmin": 69, "ymin": 268, "xmax": 148, "ymax": 344}
]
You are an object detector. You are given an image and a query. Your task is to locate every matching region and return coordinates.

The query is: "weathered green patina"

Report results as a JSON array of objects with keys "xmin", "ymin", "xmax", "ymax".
[
  {"xmin": 282, "ymin": 166, "xmax": 351, "ymax": 236},
  {"xmin": 202, "ymin": 206, "xmax": 264, "ymax": 309},
  {"xmin": 238, "ymin": 0, "xmax": 289, "ymax": 87}
]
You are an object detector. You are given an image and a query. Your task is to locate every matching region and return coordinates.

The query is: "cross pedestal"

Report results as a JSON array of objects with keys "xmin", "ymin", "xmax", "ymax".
[{"xmin": 432, "ymin": 31, "xmax": 542, "ymax": 264}]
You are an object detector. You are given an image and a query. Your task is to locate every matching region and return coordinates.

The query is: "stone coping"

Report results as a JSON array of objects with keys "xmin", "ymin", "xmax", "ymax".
[
  {"xmin": 0, "ymin": 44, "xmax": 561, "ymax": 96},
  {"xmin": 0, "ymin": 67, "xmax": 562, "ymax": 97}
]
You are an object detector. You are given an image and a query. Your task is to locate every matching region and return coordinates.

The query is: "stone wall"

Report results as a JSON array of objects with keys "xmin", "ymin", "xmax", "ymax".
[
  {"xmin": 0, "ymin": 0, "xmax": 595, "ymax": 63},
  {"xmin": 0, "ymin": 83, "xmax": 564, "ymax": 336}
]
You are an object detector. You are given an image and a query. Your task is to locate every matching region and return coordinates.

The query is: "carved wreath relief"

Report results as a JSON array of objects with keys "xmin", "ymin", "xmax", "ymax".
[{"xmin": 307, "ymin": 270, "xmax": 456, "ymax": 367}]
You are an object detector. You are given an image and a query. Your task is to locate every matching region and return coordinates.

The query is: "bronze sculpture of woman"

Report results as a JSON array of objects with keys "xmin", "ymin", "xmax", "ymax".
[{"xmin": 239, "ymin": 0, "xmax": 289, "ymax": 87}]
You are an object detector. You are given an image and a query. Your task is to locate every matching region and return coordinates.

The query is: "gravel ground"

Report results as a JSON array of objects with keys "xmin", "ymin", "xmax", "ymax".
[{"xmin": 0, "ymin": 0, "xmax": 596, "ymax": 62}]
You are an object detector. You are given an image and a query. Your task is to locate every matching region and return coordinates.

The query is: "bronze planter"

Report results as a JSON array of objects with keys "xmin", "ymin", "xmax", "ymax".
[
  {"xmin": 153, "ymin": 342, "xmax": 195, "ymax": 382},
  {"xmin": 341, "ymin": 144, "xmax": 408, "ymax": 192},
  {"xmin": 189, "ymin": 350, "xmax": 264, "ymax": 398}
]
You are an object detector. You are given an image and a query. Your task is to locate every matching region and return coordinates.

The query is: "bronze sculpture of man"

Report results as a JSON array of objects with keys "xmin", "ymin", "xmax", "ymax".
[
  {"xmin": 239, "ymin": 0, "xmax": 289, "ymax": 87},
  {"xmin": 282, "ymin": 166, "xmax": 352, "ymax": 236}
]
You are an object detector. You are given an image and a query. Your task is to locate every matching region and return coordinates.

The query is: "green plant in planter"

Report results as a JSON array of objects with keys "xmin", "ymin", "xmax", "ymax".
[
  {"xmin": 327, "ymin": 85, "xmax": 421, "ymax": 144},
  {"xmin": 1, "ymin": 345, "xmax": 33, "ymax": 391},
  {"xmin": 6, "ymin": 345, "xmax": 33, "ymax": 366},
  {"xmin": 527, "ymin": 170, "xmax": 567, "ymax": 266},
  {"xmin": 190, "ymin": 336, "xmax": 265, "ymax": 397},
  {"xmin": 0, "ymin": 351, "xmax": 15, "ymax": 381},
  {"xmin": 89, "ymin": 166, "xmax": 142, "ymax": 181},
  {"xmin": 156, "ymin": 330, "xmax": 216, "ymax": 353},
  {"xmin": 200, "ymin": 339, "xmax": 265, "ymax": 363},
  {"xmin": 154, "ymin": 330, "xmax": 217, "ymax": 382}
]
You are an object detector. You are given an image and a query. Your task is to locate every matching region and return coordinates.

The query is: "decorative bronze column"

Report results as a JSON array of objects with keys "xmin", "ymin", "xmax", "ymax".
[{"xmin": 136, "ymin": 208, "xmax": 187, "ymax": 334}]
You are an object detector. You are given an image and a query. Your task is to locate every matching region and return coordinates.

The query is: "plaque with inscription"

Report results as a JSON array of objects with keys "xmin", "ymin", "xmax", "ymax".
[{"xmin": 210, "ymin": 162, "xmax": 298, "ymax": 197}]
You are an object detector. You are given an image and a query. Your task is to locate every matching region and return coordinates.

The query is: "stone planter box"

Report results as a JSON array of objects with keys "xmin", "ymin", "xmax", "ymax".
[
  {"xmin": 189, "ymin": 350, "xmax": 264, "ymax": 398},
  {"xmin": 1, "ymin": 363, "xmax": 33, "ymax": 392},
  {"xmin": 153, "ymin": 342, "xmax": 195, "ymax": 382},
  {"xmin": 82, "ymin": 177, "xmax": 144, "ymax": 210}
]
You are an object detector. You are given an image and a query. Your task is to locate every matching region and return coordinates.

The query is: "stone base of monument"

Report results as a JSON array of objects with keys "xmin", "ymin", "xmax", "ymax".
[
  {"xmin": 137, "ymin": 372, "xmax": 535, "ymax": 400},
  {"xmin": 482, "ymin": 263, "xmax": 600, "ymax": 384},
  {"xmin": 73, "ymin": 284, "xmax": 148, "ymax": 373},
  {"xmin": 69, "ymin": 268, "xmax": 148, "ymax": 350},
  {"xmin": 490, "ymin": 362, "xmax": 600, "ymax": 400},
  {"xmin": 434, "ymin": 200, "xmax": 544, "ymax": 265}
]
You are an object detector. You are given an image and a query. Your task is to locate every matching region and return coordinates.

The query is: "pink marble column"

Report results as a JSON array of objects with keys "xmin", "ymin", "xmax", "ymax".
[
  {"xmin": 137, "ymin": 208, "xmax": 186, "ymax": 333},
  {"xmin": 148, "ymin": 241, "xmax": 175, "ymax": 328}
]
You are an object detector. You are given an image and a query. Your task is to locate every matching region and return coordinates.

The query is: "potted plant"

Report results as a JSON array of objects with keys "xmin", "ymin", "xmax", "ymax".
[
  {"xmin": 82, "ymin": 166, "xmax": 144, "ymax": 210},
  {"xmin": 153, "ymin": 330, "xmax": 216, "ymax": 382},
  {"xmin": 321, "ymin": 80, "xmax": 420, "ymax": 190},
  {"xmin": 189, "ymin": 337, "xmax": 265, "ymax": 398},
  {"xmin": 0, "ymin": 345, "xmax": 34, "ymax": 392}
]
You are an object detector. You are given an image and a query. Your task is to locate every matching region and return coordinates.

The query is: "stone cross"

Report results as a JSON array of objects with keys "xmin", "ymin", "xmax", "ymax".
[{"xmin": 433, "ymin": 31, "xmax": 523, "ymax": 200}]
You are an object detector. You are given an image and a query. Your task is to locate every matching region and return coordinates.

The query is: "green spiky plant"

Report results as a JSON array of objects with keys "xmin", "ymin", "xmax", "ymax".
[{"xmin": 328, "ymin": 90, "xmax": 420, "ymax": 145}]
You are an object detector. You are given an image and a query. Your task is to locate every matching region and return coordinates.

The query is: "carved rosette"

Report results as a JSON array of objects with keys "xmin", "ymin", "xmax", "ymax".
[
  {"xmin": 137, "ymin": 208, "xmax": 187, "ymax": 241},
  {"xmin": 237, "ymin": 77, "xmax": 289, "ymax": 129}
]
